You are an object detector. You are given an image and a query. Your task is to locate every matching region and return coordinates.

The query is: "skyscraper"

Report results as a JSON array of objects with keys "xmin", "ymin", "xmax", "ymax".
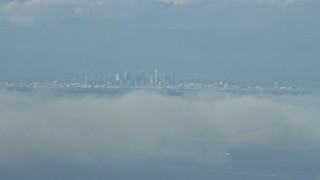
[
  {"xmin": 123, "ymin": 69, "xmax": 128, "ymax": 83},
  {"xmin": 154, "ymin": 68, "xmax": 158, "ymax": 86},
  {"xmin": 85, "ymin": 74, "xmax": 88, "ymax": 86}
]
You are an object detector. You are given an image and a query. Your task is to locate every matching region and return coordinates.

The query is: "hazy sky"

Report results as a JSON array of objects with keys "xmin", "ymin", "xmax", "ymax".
[{"xmin": 0, "ymin": 0, "xmax": 319, "ymax": 83}]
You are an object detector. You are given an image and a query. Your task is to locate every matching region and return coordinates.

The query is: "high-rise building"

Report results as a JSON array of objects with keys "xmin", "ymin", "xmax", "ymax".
[
  {"xmin": 123, "ymin": 69, "xmax": 128, "ymax": 83},
  {"xmin": 115, "ymin": 73, "xmax": 120, "ymax": 81},
  {"xmin": 149, "ymin": 75, "xmax": 154, "ymax": 87},
  {"xmin": 85, "ymin": 74, "xmax": 88, "ymax": 86},
  {"xmin": 168, "ymin": 72, "xmax": 175, "ymax": 85},
  {"xmin": 159, "ymin": 73, "xmax": 166, "ymax": 86},
  {"xmin": 154, "ymin": 68, "xmax": 158, "ymax": 86}
]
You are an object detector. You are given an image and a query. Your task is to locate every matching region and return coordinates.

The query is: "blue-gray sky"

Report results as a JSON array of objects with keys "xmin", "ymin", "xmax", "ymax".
[{"xmin": 0, "ymin": 0, "xmax": 319, "ymax": 83}]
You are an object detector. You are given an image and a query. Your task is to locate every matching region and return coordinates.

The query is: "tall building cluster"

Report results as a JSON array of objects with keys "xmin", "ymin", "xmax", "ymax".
[{"xmin": 113, "ymin": 68, "xmax": 175, "ymax": 87}]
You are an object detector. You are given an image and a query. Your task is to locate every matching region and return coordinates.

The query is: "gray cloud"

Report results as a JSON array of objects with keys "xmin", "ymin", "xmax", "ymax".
[{"xmin": 1, "ymin": 90, "xmax": 320, "ymax": 167}]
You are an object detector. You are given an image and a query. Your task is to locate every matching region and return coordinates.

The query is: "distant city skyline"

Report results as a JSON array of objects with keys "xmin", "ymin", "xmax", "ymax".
[
  {"xmin": 1, "ymin": 1, "xmax": 320, "ymax": 180},
  {"xmin": 1, "ymin": 66, "xmax": 320, "ymax": 89},
  {"xmin": 0, "ymin": 66, "xmax": 307, "ymax": 95}
]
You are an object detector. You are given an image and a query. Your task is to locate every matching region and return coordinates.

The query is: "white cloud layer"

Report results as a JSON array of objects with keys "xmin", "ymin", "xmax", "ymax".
[{"xmin": 1, "ymin": 90, "xmax": 320, "ymax": 167}]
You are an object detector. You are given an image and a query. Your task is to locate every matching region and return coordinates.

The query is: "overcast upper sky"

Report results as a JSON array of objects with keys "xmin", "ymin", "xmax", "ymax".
[{"xmin": 0, "ymin": 0, "xmax": 319, "ymax": 83}]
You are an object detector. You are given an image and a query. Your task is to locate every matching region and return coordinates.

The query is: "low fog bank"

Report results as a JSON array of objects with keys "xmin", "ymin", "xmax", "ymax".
[{"xmin": 1, "ymin": 89, "xmax": 320, "ymax": 167}]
